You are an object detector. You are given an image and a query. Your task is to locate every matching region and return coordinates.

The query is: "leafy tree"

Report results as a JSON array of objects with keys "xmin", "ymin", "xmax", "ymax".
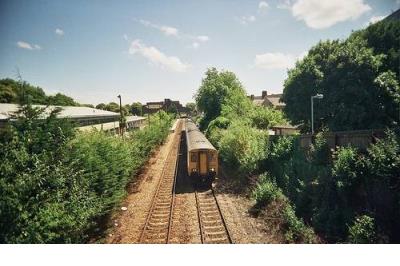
[
  {"xmin": 251, "ymin": 105, "xmax": 287, "ymax": 130},
  {"xmin": 81, "ymin": 104, "xmax": 94, "ymax": 108},
  {"xmin": 166, "ymin": 103, "xmax": 178, "ymax": 117},
  {"xmin": 195, "ymin": 68, "xmax": 246, "ymax": 130},
  {"xmin": 282, "ymin": 19, "xmax": 400, "ymax": 132},
  {"xmin": 356, "ymin": 19, "xmax": 400, "ymax": 77},
  {"xmin": 95, "ymin": 103, "xmax": 106, "ymax": 110},
  {"xmin": 282, "ymin": 38, "xmax": 398, "ymax": 132},
  {"xmin": 130, "ymin": 102, "xmax": 143, "ymax": 116},
  {"xmin": 105, "ymin": 102, "xmax": 120, "ymax": 113},
  {"xmin": 0, "ymin": 78, "xmax": 79, "ymax": 106},
  {"xmin": 0, "ymin": 84, "xmax": 17, "ymax": 103},
  {"xmin": 185, "ymin": 102, "xmax": 196, "ymax": 116},
  {"xmin": 47, "ymin": 93, "xmax": 77, "ymax": 106}
]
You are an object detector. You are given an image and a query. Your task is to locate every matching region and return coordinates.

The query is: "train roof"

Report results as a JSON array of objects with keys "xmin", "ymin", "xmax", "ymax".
[{"xmin": 185, "ymin": 120, "xmax": 216, "ymax": 152}]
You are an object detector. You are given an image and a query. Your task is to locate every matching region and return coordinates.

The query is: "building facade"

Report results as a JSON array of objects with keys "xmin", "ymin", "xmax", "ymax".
[
  {"xmin": 143, "ymin": 98, "xmax": 187, "ymax": 114},
  {"xmin": 249, "ymin": 90, "xmax": 285, "ymax": 110}
]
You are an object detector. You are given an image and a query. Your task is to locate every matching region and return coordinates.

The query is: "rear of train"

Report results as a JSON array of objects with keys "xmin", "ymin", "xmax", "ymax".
[{"xmin": 185, "ymin": 119, "xmax": 218, "ymax": 187}]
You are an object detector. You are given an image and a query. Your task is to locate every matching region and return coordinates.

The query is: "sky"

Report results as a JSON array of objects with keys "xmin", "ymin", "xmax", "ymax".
[{"xmin": 0, "ymin": 0, "xmax": 399, "ymax": 105}]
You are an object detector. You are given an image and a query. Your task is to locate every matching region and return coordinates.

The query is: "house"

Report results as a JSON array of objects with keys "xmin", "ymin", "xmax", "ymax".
[
  {"xmin": 143, "ymin": 98, "xmax": 186, "ymax": 114},
  {"xmin": 249, "ymin": 90, "xmax": 285, "ymax": 110}
]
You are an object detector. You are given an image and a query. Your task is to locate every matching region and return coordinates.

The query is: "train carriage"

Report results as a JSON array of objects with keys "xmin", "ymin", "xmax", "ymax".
[{"xmin": 185, "ymin": 119, "xmax": 218, "ymax": 187}]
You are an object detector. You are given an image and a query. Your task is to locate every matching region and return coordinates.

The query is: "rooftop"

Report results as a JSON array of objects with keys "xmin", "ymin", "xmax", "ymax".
[{"xmin": 0, "ymin": 103, "xmax": 120, "ymax": 121}]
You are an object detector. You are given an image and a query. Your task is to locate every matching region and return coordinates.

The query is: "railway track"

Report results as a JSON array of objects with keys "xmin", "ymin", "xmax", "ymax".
[
  {"xmin": 195, "ymin": 188, "xmax": 232, "ymax": 244},
  {"xmin": 139, "ymin": 120, "xmax": 182, "ymax": 244}
]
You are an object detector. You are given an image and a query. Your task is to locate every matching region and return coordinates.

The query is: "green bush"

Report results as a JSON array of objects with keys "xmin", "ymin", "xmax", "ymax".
[
  {"xmin": 252, "ymin": 173, "xmax": 283, "ymax": 207},
  {"xmin": 251, "ymin": 105, "xmax": 287, "ymax": 130},
  {"xmin": 282, "ymin": 204, "xmax": 316, "ymax": 243},
  {"xmin": 0, "ymin": 105, "xmax": 172, "ymax": 243},
  {"xmin": 218, "ymin": 120, "xmax": 268, "ymax": 175},
  {"xmin": 348, "ymin": 215, "xmax": 376, "ymax": 243}
]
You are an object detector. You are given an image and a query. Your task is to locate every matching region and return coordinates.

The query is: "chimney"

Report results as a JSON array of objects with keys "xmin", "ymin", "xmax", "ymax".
[{"xmin": 262, "ymin": 90, "xmax": 267, "ymax": 99}]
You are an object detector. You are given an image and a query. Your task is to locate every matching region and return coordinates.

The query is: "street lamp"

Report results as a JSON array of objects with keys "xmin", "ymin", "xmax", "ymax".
[
  {"xmin": 117, "ymin": 94, "xmax": 122, "ymax": 136},
  {"xmin": 311, "ymin": 93, "xmax": 323, "ymax": 134}
]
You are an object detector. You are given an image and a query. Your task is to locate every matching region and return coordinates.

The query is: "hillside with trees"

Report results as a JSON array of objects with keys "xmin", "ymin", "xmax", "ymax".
[{"xmin": 0, "ymin": 78, "xmax": 79, "ymax": 106}]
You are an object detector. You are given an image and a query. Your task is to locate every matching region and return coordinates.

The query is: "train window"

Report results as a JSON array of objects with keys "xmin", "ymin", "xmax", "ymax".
[
  {"xmin": 208, "ymin": 153, "xmax": 215, "ymax": 162},
  {"xmin": 191, "ymin": 153, "xmax": 197, "ymax": 162}
]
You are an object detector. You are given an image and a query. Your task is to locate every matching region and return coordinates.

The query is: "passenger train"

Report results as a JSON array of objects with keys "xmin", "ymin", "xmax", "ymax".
[{"xmin": 185, "ymin": 119, "xmax": 218, "ymax": 187}]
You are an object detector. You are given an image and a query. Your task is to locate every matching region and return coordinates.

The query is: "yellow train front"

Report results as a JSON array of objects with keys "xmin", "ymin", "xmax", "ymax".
[{"xmin": 185, "ymin": 119, "xmax": 218, "ymax": 187}]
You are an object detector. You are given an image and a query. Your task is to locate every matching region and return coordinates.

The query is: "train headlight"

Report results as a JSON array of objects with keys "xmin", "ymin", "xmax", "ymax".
[
  {"xmin": 210, "ymin": 168, "xmax": 215, "ymax": 172},
  {"xmin": 192, "ymin": 168, "xmax": 197, "ymax": 172}
]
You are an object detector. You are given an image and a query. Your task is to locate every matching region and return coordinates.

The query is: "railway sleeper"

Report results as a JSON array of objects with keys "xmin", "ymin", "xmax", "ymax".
[
  {"xmin": 150, "ymin": 213, "xmax": 170, "ymax": 219},
  {"xmin": 202, "ymin": 225, "xmax": 226, "ymax": 232},
  {"xmin": 200, "ymin": 208, "xmax": 219, "ymax": 215},
  {"xmin": 205, "ymin": 237, "xmax": 229, "ymax": 244},
  {"xmin": 204, "ymin": 231, "xmax": 228, "ymax": 237},
  {"xmin": 153, "ymin": 205, "xmax": 171, "ymax": 210},
  {"xmin": 201, "ymin": 215, "xmax": 222, "ymax": 221},
  {"xmin": 148, "ymin": 221, "xmax": 169, "ymax": 227},
  {"xmin": 202, "ymin": 220, "xmax": 221, "ymax": 226}
]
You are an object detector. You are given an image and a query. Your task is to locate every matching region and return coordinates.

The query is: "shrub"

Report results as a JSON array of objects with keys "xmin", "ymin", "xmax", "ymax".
[
  {"xmin": 0, "ymin": 106, "xmax": 172, "ymax": 243},
  {"xmin": 218, "ymin": 120, "xmax": 268, "ymax": 175},
  {"xmin": 282, "ymin": 204, "xmax": 316, "ymax": 243},
  {"xmin": 348, "ymin": 215, "xmax": 376, "ymax": 243},
  {"xmin": 252, "ymin": 173, "xmax": 283, "ymax": 207},
  {"xmin": 332, "ymin": 146, "xmax": 359, "ymax": 190},
  {"xmin": 251, "ymin": 105, "xmax": 287, "ymax": 130}
]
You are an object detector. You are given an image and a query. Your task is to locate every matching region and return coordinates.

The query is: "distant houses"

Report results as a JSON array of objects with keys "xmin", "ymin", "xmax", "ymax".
[
  {"xmin": 248, "ymin": 90, "xmax": 285, "ymax": 110},
  {"xmin": 142, "ymin": 98, "xmax": 187, "ymax": 115}
]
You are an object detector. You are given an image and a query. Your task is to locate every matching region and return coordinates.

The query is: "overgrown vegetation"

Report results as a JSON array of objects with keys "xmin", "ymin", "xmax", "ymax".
[
  {"xmin": 282, "ymin": 19, "xmax": 400, "ymax": 132},
  {"xmin": 195, "ymin": 68, "xmax": 315, "ymax": 242},
  {"xmin": 0, "ymin": 103, "xmax": 172, "ymax": 243},
  {"xmin": 260, "ymin": 131, "xmax": 400, "ymax": 243},
  {"xmin": 196, "ymin": 68, "xmax": 286, "ymax": 177}
]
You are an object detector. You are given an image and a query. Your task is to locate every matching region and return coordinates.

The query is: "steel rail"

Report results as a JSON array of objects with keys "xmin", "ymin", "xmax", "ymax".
[{"xmin": 139, "ymin": 121, "xmax": 181, "ymax": 243}]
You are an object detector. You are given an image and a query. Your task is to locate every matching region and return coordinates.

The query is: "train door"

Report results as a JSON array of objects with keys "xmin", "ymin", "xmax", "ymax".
[{"xmin": 199, "ymin": 151, "xmax": 208, "ymax": 176}]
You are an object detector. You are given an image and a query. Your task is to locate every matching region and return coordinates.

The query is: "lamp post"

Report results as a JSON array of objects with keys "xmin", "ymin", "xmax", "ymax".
[
  {"xmin": 311, "ymin": 93, "xmax": 323, "ymax": 134},
  {"xmin": 117, "ymin": 94, "xmax": 122, "ymax": 136}
]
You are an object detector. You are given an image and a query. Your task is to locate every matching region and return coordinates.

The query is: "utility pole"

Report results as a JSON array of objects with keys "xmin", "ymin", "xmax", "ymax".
[{"xmin": 311, "ymin": 94, "xmax": 323, "ymax": 134}]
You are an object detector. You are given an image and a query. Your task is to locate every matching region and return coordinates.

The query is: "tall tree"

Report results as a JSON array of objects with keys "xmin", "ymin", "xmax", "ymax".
[
  {"xmin": 195, "ymin": 68, "xmax": 246, "ymax": 130},
  {"xmin": 130, "ymin": 102, "xmax": 143, "ymax": 116},
  {"xmin": 282, "ymin": 20, "xmax": 400, "ymax": 132}
]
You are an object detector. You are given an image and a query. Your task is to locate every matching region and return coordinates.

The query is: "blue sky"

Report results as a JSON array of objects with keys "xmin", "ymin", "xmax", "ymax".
[{"xmin": 0, "ymin": 0, "xmax": 399, "ymax": 105}]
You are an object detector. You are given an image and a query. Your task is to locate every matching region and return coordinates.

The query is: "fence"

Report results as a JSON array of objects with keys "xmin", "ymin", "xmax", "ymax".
[{"xmin": 298, "ymin": 129, "xmax": 386, "ymax": 150}]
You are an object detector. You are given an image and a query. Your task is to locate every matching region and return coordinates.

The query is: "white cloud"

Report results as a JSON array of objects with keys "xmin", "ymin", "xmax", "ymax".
[
  {"xmin": 137, "ymin": 19, "xmax": 209, "ymax": 48},
  {"xmin": 255, "ymin": 52, "xmax": 296, "ymax": 69},
  {"xmin": 160, "ymin": 25, "xmax": 178, "ymax": 36},
  {"xmin": 139, "ymin": 19, "xmax": 179, "ymax": 37},
  {"xmin": 237, "ymin": 15, "xmax": 256, "ymax": 25},
  {"xmin": 369, "ymin": 15, "xmax": 385, "ymax": 24},
  {"xmin": 291, "ymin": 0, "xmax": 371, "ymax": 29},
  {"xmin": 192, "ymin": 42, "xmax": 199, "ymax": 49},
  {"xmin": 277, "ymin": 0, "xmax": 293, "ymax": 9},
  {"xmin": 16, "ymin": 41, "xmax": 41, "ymax": 50},
  {"xmin": 129, "ymin": 39, "xmax": 191, "ymax": 72},
  {"xmin": 259, "ymin": 1, "xmax": 269, "ymax": 10},
  {"xmin": 55, "ymin": 28, "xmax": 64, "ymax": 36},
  {"xmin": 196, "ymin": 35, "xmax": 209, "ymax": 42}
]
